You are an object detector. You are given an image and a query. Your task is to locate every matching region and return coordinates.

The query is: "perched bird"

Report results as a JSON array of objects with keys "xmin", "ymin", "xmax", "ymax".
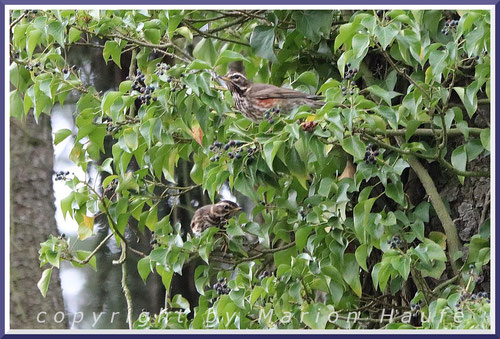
[
  {"xmin": 190, "ymin": 200, "xmax": 242, "ymax": 236},
  {"xmin": 219, "ymin": 71, "xmax": 325, "ymax": 122}
]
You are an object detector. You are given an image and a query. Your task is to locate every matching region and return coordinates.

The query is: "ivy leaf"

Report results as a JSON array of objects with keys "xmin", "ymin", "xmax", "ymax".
[
  {"xmin": 292, "ymin": 10, "xmax": 333, "ymax": 43},
  {"xmin": 375, "ymin": 22, "xmax": 400, "ymax": 50},
  {"xmin": 263, "ymin": 140, "xmax": 284, "ymax": 172},
  {"xmin": 137, "ymin": 257, "xmax": 152, "ymax": 283},
  {"xmin": 352, "ymin": 33, "xmax": 370, "ymax": 59},
  {"xmin": 37, "ymin": 268, "xmax": 52, "ymax": 297},
  {"xmin": 27, "ymin": 29, "xmax": 42, "ymax": 58},
  {"xmin": 47, "ymin": 21, "xmax": 65, "ymax": 47},
  {"xmin": 215, "ymin": 50, "xmax": 250, "ymax": 66},
  {"xmin": 451, "ymin": 145, "xmax": 467, "ymax": 184},
  {"xmin": 480, "ymin": 128, "xmax": 490, "ymax": 151},
  {"xmin": 69, "ymin": 27, "xmax": 82, "ymax": 43},
  {"xmin": 193, "ymin": 38, "xmax": 217, "ymax": 66},
  {"xmin": 385, "ymin": 181, "xmax": 404, "ymax": 205},
  {"xmin": 341, "ymin": 135, "xmax": 365, "ymax": 160},
  {"xmin": 144, "ymin": 29, "xmax": 161, "ymax": 44},
  {"xmin": 250, "ymin": 25, "xmax": 277, "ymax": 62},
  {"xmin": 103, "ymin": 40, "xmax": 122, "ymax": 68},
  {"xmin": 355, "ymin": 244, "xmax": 371, "ymax": 272}
]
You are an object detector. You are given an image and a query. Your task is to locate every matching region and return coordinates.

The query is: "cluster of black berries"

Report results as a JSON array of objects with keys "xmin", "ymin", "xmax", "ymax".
[
  {"xmin": 258, "ymin": 271, "xmax": 271, "ymax": 280},
  {"xmin": 410, "ymin": 301, "xmax": 422, "ymax": 317},
  {"xmin": 150, "ymin": 231, "xmax": 159, "ymax": 247},
  {"xmin": 130, "ymin": 70, "xmax": 157, "ymax": 106},
  {"xmin": 442, "ymin": 19, "xmax": 458, "ymax": 35},
  {"xmin": 54, "ymin": 171, "xmax": 70, "ymax": 181},
  {"xmin": 387, "ymin": 235, "xmax": 401, "ymax": 249},
  {"xmin": 58, "ymin": 233, "xmax": 66, "ymax": 240},
  {"xmin": 155, "ymin": 63, "xmax": 187, "ymax": 93},
  {"xmin": 62, "ymin": 65, "xmax": 78, "ymax": 75},
  {"xmin": 375, "ymin": 10, "xmax": 391, "ymax": 21},
  {"xmin": 301, "ymin": 120, "xmax": 318, "ymax": 133},
  {"xmin": 341, "ymin": 84, "xmax": 357, "ymax": 97},
  {"xmin": 343, "ymin": 63, "xmax": 358, "ymax": 81},
  {"xmin": 25, "ymin": 62, "xmax": 40, "ymax": 72},
  {"xmin": 209, "ymin": 140, "xmax": 250, "ymax": 162},
  {"xmin": 455, "ymin": 289, "xmax": 490, "ymax": 312},
  {"xmin": 364, "ymin": 143, "xmax": 379, "ymax": 164},
  {"xmin": 264, "ymin": 108, "xmax": 279, "ymax": 124},
  {"xmin": 154, "ymin": 63, "xmax": 170, "ymax": 76},
  {"xmin": 213, "ymin": 278, "xmax": 230, "ymax": 295},
  {"xmin": 23, "ymin": 10, "xmax": 39, "ymax": 14}
]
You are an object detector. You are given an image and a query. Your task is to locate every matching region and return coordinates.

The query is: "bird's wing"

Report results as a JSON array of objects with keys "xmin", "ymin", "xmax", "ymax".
[{"xmin": 249, "ymin": 83, "xmax": 324, "ymax": 100}]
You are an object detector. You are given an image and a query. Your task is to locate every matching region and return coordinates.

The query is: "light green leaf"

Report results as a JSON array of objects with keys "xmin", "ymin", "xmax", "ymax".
[
  {"xmin": 37, "ymin": 268, "xmax": 52, "ymax": 297},
  {"xmin": 352, "ymin": 33, "xmax": 370, "ymax": 59},
  {"xmin": 54, "ymin": 128, "xmax": 72, "ymax": 145}
]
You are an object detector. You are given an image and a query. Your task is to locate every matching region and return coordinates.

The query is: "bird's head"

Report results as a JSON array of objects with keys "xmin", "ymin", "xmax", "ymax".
[
  {"xmin": 219, "ymin": 72, "xmax": 250, "ymax": 94},
  {"xmin": 212, "ymin": 200, "xmax": 242, "ymax": 219}
]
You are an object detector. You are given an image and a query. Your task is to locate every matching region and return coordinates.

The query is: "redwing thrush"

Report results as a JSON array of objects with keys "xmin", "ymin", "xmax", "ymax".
[
  {"xmin": 190, "ymin": 200, "xmax": 242, "ymax": 236},
  {"xmin": 219, "ymin": 72, "xmax": 325, "ymax": 122}
]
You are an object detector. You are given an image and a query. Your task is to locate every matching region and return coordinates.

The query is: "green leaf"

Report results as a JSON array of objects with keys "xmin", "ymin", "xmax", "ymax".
[
  {"xmin": 250, "ymin": 25, "xmax": 277, "ymax": 62},
  {"xmin": 10, "ymin": 90, "xmax": 24, "ymax": 120},
  {"xmin": 292, "ymin": 10, "xmax": 333, "ymax": 43},
  {"xmin": 103, "ymin": 40, "xmax": 122, "ymax": 68},
  {"xmin": 355, "ymin": 244, "xmax": 370, "ymax": 271},
  {"xmin": 341, "ymin": 135, "xmax": 365, "ymax": 160},
  {"xmin": 171, "ymin": 294, "xmax": 191, "ymax": 311},
  {"xmin": 47, "ymin": 21, "xmax": 65, "ymax": 46},
  {"xmin": 194, "ymin": 265, "xmax": 209, "ymax": 295},
  {"xmin": 352, "ymin": 33, "xmax": 370, "ymax": 59},
  {"xmin": 73, "ymin": 250, "xmax": 97, "ymax": 271},
  {"xmin": 367, "ymin": 85, "xmax": 401, "ymax": 106},
  {"xmin": 192, "ymin": 38, "xmax": 217, "ymax": 66},
  {"xmin": 69, "ymin": 27, "xmax": 82, "ymax": 43},
  {"xmin": 296, "ymin": 226, "xmax": 313, "ymax": 251},
  {"xmin": 480, "ymin": 128, "xmax": 490, "ymax": 151},
  {"xmin": 27, "ymin": 29, "xmax": 42, "ymax": 58},
  {"xmin": 137, "ymin": 257, "xmax": 152, "ymax": 283},
  {"xmin": 451, "ymin": 145, "xmax": 467, "ymax": 184},
  {"xmin": 215, "ymin": 50, "xmax": 250, "ymax": 66},
  {"xmin": 353, "ymin": 197, "xmax": 377, "ymax": 242},
  {"xmin": 37, "ymin": 268, "xmax": 52, "ymax": 297},
  {"xmin": 343, "ymin": 254, "xmax": 362, "ymax": 296},
  {"xmin": 144, "ymin": 29, "xmax": 161, "ymax": 44},
  {"xmin": 411, "ymin": 219, "xmax": 425, "ymax": 241},
  {"xmin": 263, "ymin": 140, "xmax": 284, "ymax": 172},
  {"xmin": 54, "ymin": 128, "xmax": 72, "ymax": 145},
  {"xmin": 123, "ymin": 128, "xmax": 138, "ymax": 151},
  {"xmin": 375, "ymin": 22, "xmax": 400, "ymax": 50},
  {"xmin": 385, "ymin": 181, "xmax": 404, "ymax": 205},
  {"xmin": 334, "ymin": 23, "xmax": 358, "ymax": 50}
]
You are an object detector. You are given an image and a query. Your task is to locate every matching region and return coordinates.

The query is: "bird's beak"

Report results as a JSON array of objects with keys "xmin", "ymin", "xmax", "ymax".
[{"xmin": 218, "ymin": 75, "xmax": 230, "ymax": 82}]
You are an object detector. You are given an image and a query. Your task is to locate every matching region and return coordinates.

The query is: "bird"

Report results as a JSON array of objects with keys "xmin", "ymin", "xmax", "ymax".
[
  {"xmin": 190, "ymin": 200, "xmax": 242, "ymax": 236},
  {"xmin": 219, "ymin": 71, "xmax": 325, "ymax": 122}
]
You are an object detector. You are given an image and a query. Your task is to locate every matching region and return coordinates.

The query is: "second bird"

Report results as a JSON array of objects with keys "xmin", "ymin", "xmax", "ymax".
[{"xmin": 190, "ymin": 200, "xmax": 242, "ymax": 236}]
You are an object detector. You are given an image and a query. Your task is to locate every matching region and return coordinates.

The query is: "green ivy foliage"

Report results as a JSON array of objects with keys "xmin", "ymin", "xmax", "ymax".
[{"xmin": 10, "ymin": 9, "xmax": 490, "ymax": 329}]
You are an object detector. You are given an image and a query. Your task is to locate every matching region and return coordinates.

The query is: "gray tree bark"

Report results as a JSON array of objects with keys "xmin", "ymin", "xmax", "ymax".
[{"xmin": 10, "ymin": 114, "xmax": 66, "ymax": 329}]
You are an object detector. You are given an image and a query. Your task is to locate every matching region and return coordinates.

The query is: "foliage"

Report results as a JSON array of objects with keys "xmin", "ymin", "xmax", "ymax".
[{"xmin": 9, "ymin": 9, "xmax": 490, "ymax": 329}]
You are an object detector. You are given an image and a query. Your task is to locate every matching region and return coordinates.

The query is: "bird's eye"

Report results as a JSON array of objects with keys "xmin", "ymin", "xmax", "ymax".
[
  {"xmin": 224, "ymin": 205, "xmax": 231, "ymax": 210},
  {"xmin": 232, "ymin": 74, "xmax": 240, "ymax": 79}
]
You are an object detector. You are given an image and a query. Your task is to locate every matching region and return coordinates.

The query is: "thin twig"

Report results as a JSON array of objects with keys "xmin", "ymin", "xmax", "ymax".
[{"xmin": 69, "ymin": 232, "xmax": 113, "ymax": 265}]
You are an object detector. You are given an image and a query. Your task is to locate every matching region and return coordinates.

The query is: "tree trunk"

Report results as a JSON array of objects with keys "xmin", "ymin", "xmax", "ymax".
[{"xmin": 10, "ymin": 114, "xmax": 66, "ymax": 329}]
